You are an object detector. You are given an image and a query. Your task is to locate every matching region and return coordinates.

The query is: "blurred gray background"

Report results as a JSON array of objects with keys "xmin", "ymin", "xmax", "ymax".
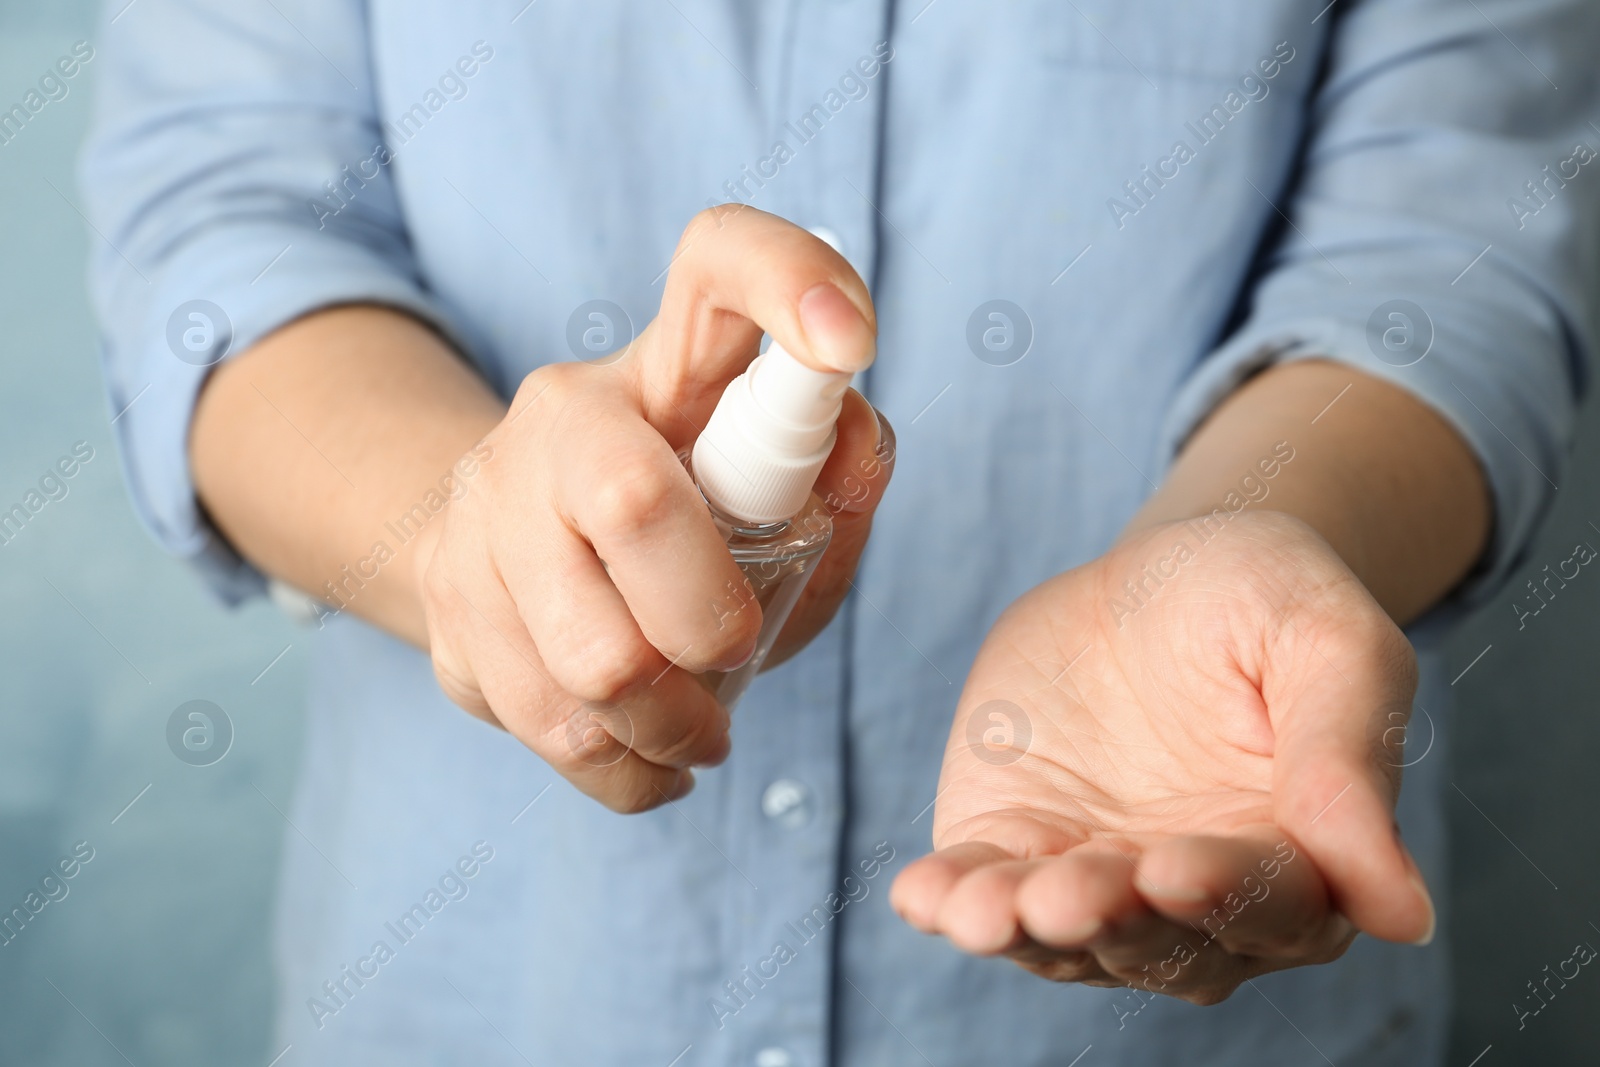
[{"xmin": 1, "ymin": 2, "xmax": 1595, "ymax": 1064}]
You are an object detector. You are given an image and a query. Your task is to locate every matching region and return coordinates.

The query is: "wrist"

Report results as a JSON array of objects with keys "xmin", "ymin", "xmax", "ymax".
[{"xmin": 1127, "ymin": 361, "xmax": 1488, "ymax": 625}]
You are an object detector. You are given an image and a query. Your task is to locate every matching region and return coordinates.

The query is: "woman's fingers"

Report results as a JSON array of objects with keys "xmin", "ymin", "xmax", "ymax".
[
  {"xmin": 890, "ymin": 841, "xmax": 1015, "ymax": 933},
  {"xmin": 1132, "ymin": 831, "xmax": 1341, "ymax": 959},
  {"xmin": 629, "ymin": 206, "xmax": 876, "ymax": 443},
  {"xmin": 1265, "ymin": 581, "xmax": 1435, "ymax": 946},
  {"xmin": 766, "ymin": 393, "xmax": 896, "ymax": 665},
  {"xmin": 902, "ymin": 830, "xmax": 1358, "ymax": 1002},
  {"xmin": 934, "ymin": 860, "xmax": 1038, "ymax": 954},
  {"xmin": 1010, "ymin": 844, "xmax": 1257, "ymax": 1000},
  {"xmin": 417, "ymin": 210, "xmax": 891, "ymax": 816},
  {"xmin": 1016, "ymin": 845, "xmax": 1148, "ymax": 949},
  {"xmin": 423, "ymin": 561, "xmax": 696, "ymax": 814},
  {"xmin": 540, "ymin": 373, "xmax": 760, "ymax": 674},
  {"xmin": 1009, "ymin": 942, "xmax": 1117, "ymax": 986},
  {"xmin": 814, "ymin": 390, "xmax": 894, "ymax": 518}
]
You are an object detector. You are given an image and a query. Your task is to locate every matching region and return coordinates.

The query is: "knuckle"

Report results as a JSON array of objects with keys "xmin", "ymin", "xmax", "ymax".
[
  {"xmin": 606, "ymin": 776, "xmax": 670, "ymax": 816},
  {"xmin": 653, "ymin": 710, "xmax": 730, "ymax": 768},
  {"xmin": 1179, "ymin": 983, "xmax": 1239, "ymax": 1007},
  {"xmin": 586, "ymin": 459, "xmax": 680, "ymax": 538},
  {"xmin": 683, "ymin": 205, "xmax": 734, "ymax": 247},
  {"xmin": 511, "ymin": 363, "xmax": 587, "ymax": 428},
  {"xmin": 518, "ymin": 360, "xmax": 575, "ymax": 399},
  {"xmin": 565, "ymin": 635, "xmax": 655, "ymax": 703}
]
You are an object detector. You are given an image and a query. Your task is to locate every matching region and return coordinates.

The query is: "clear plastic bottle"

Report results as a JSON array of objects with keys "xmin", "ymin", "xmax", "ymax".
[
  {"xmin": 687, "ymin": 338, "xmax": 852, "ymax": 709},
  {"xmin": 687, "ymin": 462, "xmax": 832, "ymax": 709}
]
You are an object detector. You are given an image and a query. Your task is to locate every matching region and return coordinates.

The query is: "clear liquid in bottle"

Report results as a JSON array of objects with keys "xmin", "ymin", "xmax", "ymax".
[{"xmin": 688, "ymin": 454, "xmax": 832, "ymax": 710}]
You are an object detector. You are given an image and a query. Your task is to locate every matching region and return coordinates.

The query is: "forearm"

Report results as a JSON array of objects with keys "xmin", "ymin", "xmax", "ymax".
[
  {"xmin": 1125, "ymin": 360, "xmax": 1491, "ymax": 625},
  {"xmin": 190, "ymin": 305, "xmax": 505, "ymax": 646}
]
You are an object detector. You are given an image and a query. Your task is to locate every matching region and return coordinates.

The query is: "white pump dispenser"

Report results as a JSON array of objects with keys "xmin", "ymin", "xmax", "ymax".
[
  {"xmin": 686, "ymin": 335, "xmax": 852, "ymax": 710},
  {"xmin": 690, "ymin": 340, "xmax": 851, "ymax": 526}
]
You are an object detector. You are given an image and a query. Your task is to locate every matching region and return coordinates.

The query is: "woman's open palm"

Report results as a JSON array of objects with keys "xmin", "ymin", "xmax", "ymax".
[{"xmin": 890, "ymin": 512, "xmax": 1436, "ymax": 1003}]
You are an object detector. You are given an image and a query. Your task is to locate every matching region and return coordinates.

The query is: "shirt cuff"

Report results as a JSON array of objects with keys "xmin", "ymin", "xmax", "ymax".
[
  {"xmin": 101, "ymin": 225, "xmax": 458, "ymax": 605},
  {"xmin": 1157, "ymin": 315, "xmax": 1570, "ymax": 634}
]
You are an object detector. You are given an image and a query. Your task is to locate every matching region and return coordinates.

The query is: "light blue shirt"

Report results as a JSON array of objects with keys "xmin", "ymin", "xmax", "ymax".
[{"xmin": 81, "ymin": 1, "xmax": 1596, "ymax": 1064}]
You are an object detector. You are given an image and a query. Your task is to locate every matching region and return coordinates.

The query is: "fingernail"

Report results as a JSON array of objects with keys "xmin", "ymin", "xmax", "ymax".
[
  {"xmin": 1398, "ymin": 837, "xmax": 1436, "ymax": 946},
  {"xmin": 714, "ymin": 639, "xmax": 758, "ymax": 674},
  {"xmin": 828, "ymin": 405, "xmax": 896, "ymax": 518},
  {"xmin": 871, "ymin": 405, "xmax": 897, "ymax": 466},
  {"xmin": 667, "ymin": 769, "xmax": 696, "ymax": 801},
  {"xmin": 1409, "ymin": 871, "xmax": 1436, "ymax": 946},
  {"xmin": 798, "ymin": 283, "xmax": 874, "ymax": 373}
]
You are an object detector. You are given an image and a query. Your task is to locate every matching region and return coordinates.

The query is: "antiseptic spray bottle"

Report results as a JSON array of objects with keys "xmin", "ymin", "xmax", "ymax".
[{"xmin": 686, "ymin": 340, "xmax": 851, "ymax": 709}]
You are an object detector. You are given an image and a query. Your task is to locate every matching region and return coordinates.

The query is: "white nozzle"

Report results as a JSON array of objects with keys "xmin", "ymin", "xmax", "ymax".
[{"xmin": 692, "ymin": 340, "xmax": 850, "ymax": 524}]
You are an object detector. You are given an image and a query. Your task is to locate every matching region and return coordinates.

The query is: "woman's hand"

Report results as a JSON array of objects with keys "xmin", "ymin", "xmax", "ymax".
[
  {"xmin": 413, "ymin": 208, "xmax": 893, "ymax": 812},
  {"xmin": 890, "ymin": 511, "xmax": 1434, "ymax": 1004}
]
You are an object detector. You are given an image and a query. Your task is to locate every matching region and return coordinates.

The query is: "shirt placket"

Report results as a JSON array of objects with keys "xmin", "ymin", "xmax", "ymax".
[{"xmin": 710, "ymin": 5, "xmax": 891, "ymax": 1066}]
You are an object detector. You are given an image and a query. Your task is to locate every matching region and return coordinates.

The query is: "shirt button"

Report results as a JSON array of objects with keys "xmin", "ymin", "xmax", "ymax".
[
  {"xmin": 755, "ymin": 1048, "xmax": 795, "ymax": 1067},
  {"xmin": 761, "ymin": 779, "xmax": 813, "ymax": 829}
]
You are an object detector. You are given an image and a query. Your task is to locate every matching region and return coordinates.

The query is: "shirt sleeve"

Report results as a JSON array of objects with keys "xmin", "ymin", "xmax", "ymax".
[
  {"xmin": 1159, "ymin": 0, "xmax": 1600, "ymax": 623},
  {"xmin": 79, "ymin": 0, "xmax": 455, "ymax": 604}
]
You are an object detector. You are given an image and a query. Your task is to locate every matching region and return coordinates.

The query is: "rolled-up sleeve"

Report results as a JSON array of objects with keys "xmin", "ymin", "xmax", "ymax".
[
  {"xmin": 1160, "ymin": 0, "xmax": 1600, "ymax": 615},
  {"xmin": 80, "ymin": 0, "xmax": 451, "ymax": 603}
]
